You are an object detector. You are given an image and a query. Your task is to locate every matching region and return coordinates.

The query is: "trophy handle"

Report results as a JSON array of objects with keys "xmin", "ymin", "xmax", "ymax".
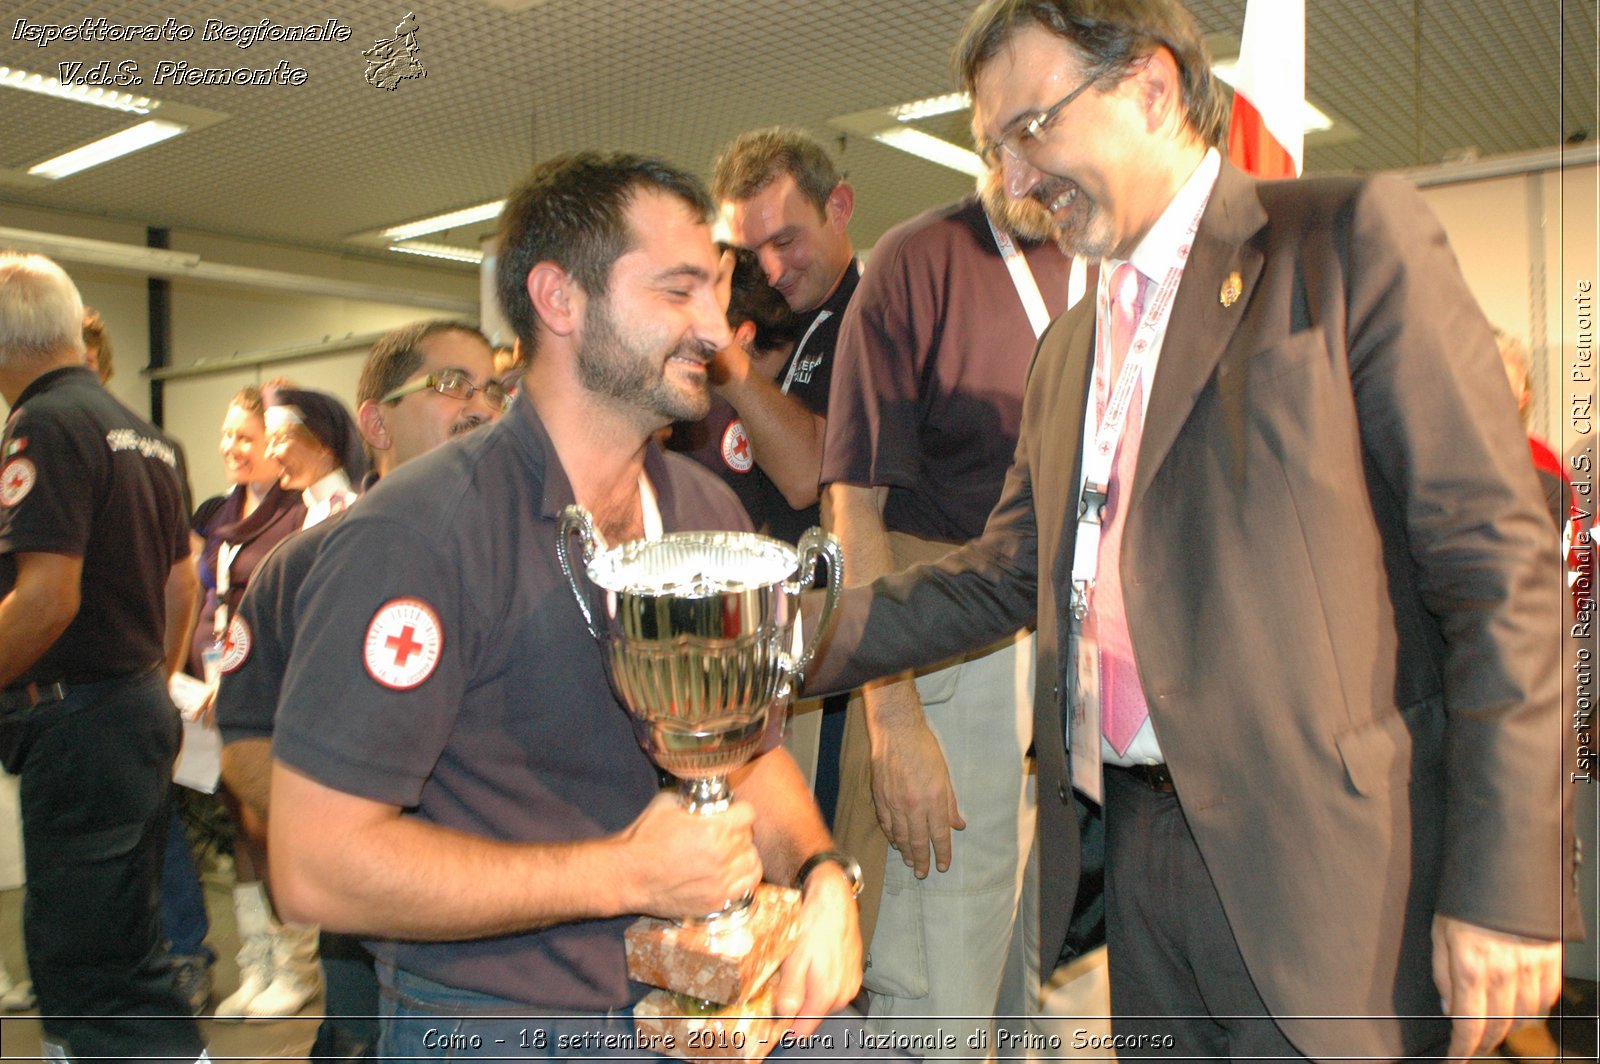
[
  {"xmin": 788, "ymin": 527, "xmax": 843, "ymax": 682},
  {"xmin": 556, "ymin": 505, "xmax": 605, "ymax": 641}
]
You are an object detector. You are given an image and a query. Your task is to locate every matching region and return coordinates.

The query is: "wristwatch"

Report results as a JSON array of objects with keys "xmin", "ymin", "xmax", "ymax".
[{"xmin": 793, "ymin": 849, "xmax": 863, "ymax": 898}]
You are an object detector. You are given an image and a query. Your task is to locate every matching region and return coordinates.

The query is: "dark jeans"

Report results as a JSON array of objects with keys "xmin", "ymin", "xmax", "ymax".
[
  {"xmin": 160, "ymin": 806, "xmax": 212, "ymax": 961},
  {"xmin": 315, "ymin": 931, "xmax": 379, "ymax": 1060},
  {"xmin": 1, "ymin": 669, "xmax": 206, "ymax": 1063}
]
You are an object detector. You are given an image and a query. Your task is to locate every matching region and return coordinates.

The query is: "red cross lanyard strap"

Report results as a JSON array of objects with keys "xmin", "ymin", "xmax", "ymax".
[{"xmin": 1068, "ymin": 195, "xmax": 1209, "ymax": 621}]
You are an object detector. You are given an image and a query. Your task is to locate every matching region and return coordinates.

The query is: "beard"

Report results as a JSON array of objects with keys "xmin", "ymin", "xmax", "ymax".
[
  {"xmin": 979, "ymin": 168, "xmax": 1117, "ymax": 259},
  {"xmin": 576, "ymin": 294, "xmax": 710, "ymax": 424},
  {"xmin": 978, "ymin": 168, "xmax": 1055, "ymax": 242}
]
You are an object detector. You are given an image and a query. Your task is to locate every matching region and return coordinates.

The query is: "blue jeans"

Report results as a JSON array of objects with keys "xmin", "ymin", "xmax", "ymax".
[
  {"xmin": 378, "ymin": 964, "xmax": 918, "ymax": 1062},
  {"xmin": 161, "ymin": 806, "xmax": 212, "ymax": 961}
]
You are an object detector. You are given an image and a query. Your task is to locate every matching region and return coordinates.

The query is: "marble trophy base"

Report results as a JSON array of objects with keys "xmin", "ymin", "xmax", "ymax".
[
  {"xmin": 626, "ymin": 882, "xmax": 801, "ymax": 1004},
  {"xmin": 633, "ymin": 981, "xmax": 785, "ymax": 1064}
]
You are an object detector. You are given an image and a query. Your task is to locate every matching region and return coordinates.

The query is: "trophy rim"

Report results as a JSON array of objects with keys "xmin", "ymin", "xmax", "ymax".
[{"xmin": 584, "ymin": 529, "xmax": 801, "ymax": 596}]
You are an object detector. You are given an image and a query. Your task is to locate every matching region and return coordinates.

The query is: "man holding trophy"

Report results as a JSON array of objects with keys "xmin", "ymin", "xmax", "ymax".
[{"xmin": 266, "ymin": 152, "xmax": 898, "ymax": 1061}]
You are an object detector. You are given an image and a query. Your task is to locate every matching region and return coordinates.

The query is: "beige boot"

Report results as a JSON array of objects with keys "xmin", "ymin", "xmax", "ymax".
[
  {"xmin": 0, "ymin": 955, "xmax": 34, "ymax": 1011},
  {"xmin": 214, "ymin": 883, "xmax": 274, "ymax": 1020},
  {"xmin": 245, "ymin": 921, "xmax": 321, "ymax": 1019}
]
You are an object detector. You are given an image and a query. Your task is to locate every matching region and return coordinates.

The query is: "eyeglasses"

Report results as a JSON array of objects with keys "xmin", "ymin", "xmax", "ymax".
[
  {"xmin": 381, "ymin": 369, "xmax": 512, "ymax": 412},
  {"xmin": 977, "ymin": 65, "xmax": 1106, "ymax": 170}
]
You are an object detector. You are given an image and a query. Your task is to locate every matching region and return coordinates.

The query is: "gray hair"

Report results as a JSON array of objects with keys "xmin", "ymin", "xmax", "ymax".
[{"xmin": 0, "ymin": 252, "xmax": 86, "ymax": 368}]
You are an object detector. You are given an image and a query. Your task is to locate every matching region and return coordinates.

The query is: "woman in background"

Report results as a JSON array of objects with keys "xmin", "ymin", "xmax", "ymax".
[
  {"xmin": 190, "ymin": 385, "xmax": 306, "ymax": 677},
  {"xmin": 190, "ymin": 385, "xmax": 313, "ymax": 1021},
  {"xmin": 262, "ymin": 386, "xmax": 365, "ymax": 527},
  {"xmin": 209, "ymin": 385, "xmax": 365, "ymax": 1021}
]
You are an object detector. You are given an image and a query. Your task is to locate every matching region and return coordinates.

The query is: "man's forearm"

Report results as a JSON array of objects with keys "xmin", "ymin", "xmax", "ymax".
[
  {"xmin": 822, "ymin": 484, "xmax": 923, "ymax": 727},
  {"xmin": 0, "ymin": 553, "xmax": 81, "ymax": 688},
  {"xmin": 718, "ymin": 369, "xmax": 825, "ymax": 510},
  {"xmin": 733, "ymin": 746, "xmax": 832, "ymax": 885},
  {"xmin": 269, "ymin": 760, "xmax": 761, "ymax": 940},
  {"xmin": 164, "ymin": 556, "xmax": 199, "ymax": 677},
  {"xmin": 221, "ymin": 737, "xmax": 273, "ymax": 825},
  {"xmin": 270, "ymin": 760, "xmax": 659, "ymax": 938}
]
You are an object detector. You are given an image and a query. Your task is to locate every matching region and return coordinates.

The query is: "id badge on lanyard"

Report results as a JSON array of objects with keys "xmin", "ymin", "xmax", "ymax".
[
  {"xmin": 1067, "ymin": 621, "xmax": 1104, "ymax": 804},
  {"xmin": 1062, "ymin": 191, "xmax": 1208, "ymax": 805}
]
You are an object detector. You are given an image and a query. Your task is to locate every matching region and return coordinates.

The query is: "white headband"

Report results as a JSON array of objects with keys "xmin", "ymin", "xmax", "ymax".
[{"xmin": 264, "ymin": 405, "xmax": 304, "ymax": 434}]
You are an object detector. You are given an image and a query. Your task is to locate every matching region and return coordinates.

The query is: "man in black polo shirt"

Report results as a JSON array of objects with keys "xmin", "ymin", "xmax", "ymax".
[
  {"xmin": 707, "ymin": 126, "xmax": 859, "ymax": 543},
  {"xmin": 711, "ymin": 127, "xmax": 861, "ymax": 811},
  {"xmin": 266, "ymin": 154, "xmax": 892, "ymax": 1060},
  {"xmin": 0, "ymin": 252, "xmax": 205, "ymax": 1063}
]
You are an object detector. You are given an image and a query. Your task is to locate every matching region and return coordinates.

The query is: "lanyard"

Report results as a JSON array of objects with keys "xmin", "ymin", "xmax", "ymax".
[
  {"xmin": 1067, "ymin": 196, "xmax": 1209, "ymax": 618},
  {"xmin": 987, "ymin": 217, "xmax": 1052, "ymax": 338},
  {"xmin": 213, "ymin": 539, "xmax": 243, "ymax": 639},
  {"xmin": 639, "ymin": 472, "xmax": 662, "ymax": 541},
  {"xmin": 778, "ymin": 310, "xmax": 832, "ymax": 396}
]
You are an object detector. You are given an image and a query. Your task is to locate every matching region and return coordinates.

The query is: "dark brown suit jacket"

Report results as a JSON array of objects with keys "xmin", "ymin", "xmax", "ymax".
[{"xmin": 808, "ymin": 162, "xmax": 1576, "ymax": 1061}]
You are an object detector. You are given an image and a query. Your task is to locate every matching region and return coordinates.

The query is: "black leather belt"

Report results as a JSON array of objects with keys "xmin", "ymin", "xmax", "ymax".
[
  {"xmin": 1106, "ymin": 762, "xmax": 1176, "ymax": 793},
  {"xmin": 0, "ymin": 681, "xmax": 68, "ymax": 714}
]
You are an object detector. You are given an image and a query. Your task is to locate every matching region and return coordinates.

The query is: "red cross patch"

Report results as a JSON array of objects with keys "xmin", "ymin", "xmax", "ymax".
[
  {"xmin": 0, "ymin": 457, "xmax": 36, "ymax": 507},
  {"xmin": 720, "ymin": 419, "xmax": 753, "ymax": 474},
  {"xmin": 220, "ymin": 615, "xmax": 252, "ymax": 674},
  {"xmin": 363, "ymin": 597, "xmax": 443, "ymax": 690}
]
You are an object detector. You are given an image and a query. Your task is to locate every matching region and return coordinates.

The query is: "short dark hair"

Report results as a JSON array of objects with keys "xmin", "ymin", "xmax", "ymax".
[
  {"xmin": 357, "ymin": 319, "xmax": 488, "ymax": 405},
  {"xmin": 956, "ymin": 0, "xmax": 1227, "ymax": 148},
  {"xmin": 494, "ymin": 152, "xmax": 713, "ymax": 352},
  {"xmin": 710, "ymin": 127, "xmax": 842, "ymax": 215},
  {"xmin": 724, "ymin": 246, "xmax": 804, "ymax": 353}
]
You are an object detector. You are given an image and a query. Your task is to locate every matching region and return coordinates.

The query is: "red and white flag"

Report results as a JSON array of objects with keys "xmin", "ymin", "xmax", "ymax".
[{"xmin": 1227, "ymin": 0, "xmax": 1304, "ymax": 178}]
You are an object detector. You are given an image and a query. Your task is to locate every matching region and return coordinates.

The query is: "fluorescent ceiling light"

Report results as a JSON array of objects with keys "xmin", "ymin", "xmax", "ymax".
[
  {"xmin": 0, "ymin": 65, "xmax": 155, "ymax": 114},
  {"xmin": 28, "ymin": 120, "xmax": 187, "ymax": 179},
  {"xmin": 870, "ymin": 128, "xmax": 984, "ymax": 177},
  {"xmin": 891, "ymin": 92, "xmax": 970, "ymax": 122},
  {"xmin": 382, "ymin": 201, "xmax": 504, "ymax": 241},
  {"xmin": 389, "ymin": 241, "xmax": 483, "ymax": 264},
  {"xmin": 1211, "ymin": 62, "xmax": 1333, "ymax": 134}
]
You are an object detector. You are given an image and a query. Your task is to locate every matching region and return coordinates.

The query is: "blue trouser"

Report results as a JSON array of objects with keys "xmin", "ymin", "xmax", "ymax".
[
  {"xmin": 378, "ymin": 963, "xmax": 919, "ymax": 1062},
  {"xmin": 160, "ymin": 806, "xmax": 211, "ymax": 960},
  {"xmin": 0, "ymin": 669, "xmax": 206, "ymax": 1063}
]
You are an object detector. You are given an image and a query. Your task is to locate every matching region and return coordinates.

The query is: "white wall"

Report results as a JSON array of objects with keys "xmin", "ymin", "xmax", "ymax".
[{"xmin": 1418, "ymin": 161, "xmax": 1597, "ymax": 452}]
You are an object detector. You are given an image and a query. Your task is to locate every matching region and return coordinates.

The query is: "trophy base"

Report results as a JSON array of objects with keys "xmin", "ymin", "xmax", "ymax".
[
  {"xmin": 633, "ymin": 983, "xmax": 785, "ymax": 1064},
  {"xmin": 625, "ymin": 882, "xmax": 801, "ymax": 1005}
]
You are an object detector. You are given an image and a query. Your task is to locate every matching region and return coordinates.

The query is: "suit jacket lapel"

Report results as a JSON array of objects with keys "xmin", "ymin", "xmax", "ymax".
[{"xmin": 1130, "ymin": 162, "xmax": 1268, "ymax": 511}]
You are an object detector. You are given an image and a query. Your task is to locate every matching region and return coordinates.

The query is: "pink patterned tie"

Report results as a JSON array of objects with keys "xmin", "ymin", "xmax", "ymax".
[{"xmin": 1097, "ymin": 263, "xmax": 1148, "ymax": 756}]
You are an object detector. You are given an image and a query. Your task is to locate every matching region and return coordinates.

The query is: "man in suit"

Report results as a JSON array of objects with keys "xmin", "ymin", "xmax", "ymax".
[{"xmin": 806, "ymin": 1, "xmax": 1575, "ymax": 1059}]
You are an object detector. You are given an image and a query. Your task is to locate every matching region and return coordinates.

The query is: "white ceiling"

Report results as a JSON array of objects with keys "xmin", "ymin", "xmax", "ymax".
[{"xmin": 1, "ymin": 0, "xmax": 1595, "ymax": 267}]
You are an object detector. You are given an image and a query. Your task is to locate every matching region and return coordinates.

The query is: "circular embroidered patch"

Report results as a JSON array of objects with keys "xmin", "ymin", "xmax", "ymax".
[
  {"xmin": 720, "ymin": 419, "xmax": 753, "ymax": 473},
  {"xmin": 0, "ymin": 457, "xmax": 36, "ymax": 507},
  {"xmin": 363, "ymin": 597, "xmax": 443, "ymax": 690},
  {"xmin": 220, "ymin": 615, "xmax": 252, "ymax": 674}
]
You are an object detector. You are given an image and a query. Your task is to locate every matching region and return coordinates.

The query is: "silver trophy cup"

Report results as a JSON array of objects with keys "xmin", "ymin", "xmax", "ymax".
[{"xmin": 557, "ymin": 506, "xmax": 842, "ymax": 820}]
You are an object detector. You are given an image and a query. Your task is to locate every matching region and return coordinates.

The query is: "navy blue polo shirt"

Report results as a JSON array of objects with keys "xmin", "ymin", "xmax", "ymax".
[
  {"xmin": 273, "ymin": 394, "xmax": 752, "ymax": 1009},
  {"xmin": 0, "ymin": 366, "xmax": 188, "ymax": 685}
]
